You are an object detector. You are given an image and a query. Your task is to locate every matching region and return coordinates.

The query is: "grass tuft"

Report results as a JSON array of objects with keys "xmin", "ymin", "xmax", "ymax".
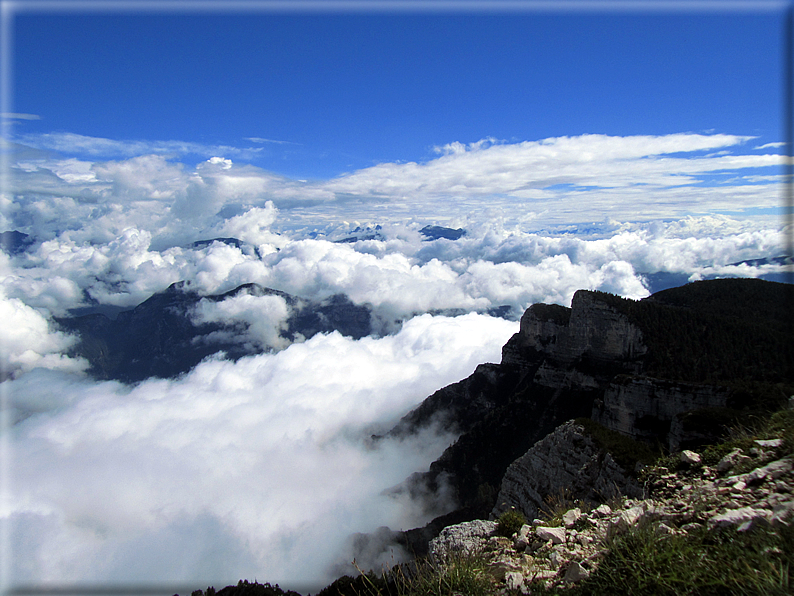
[{"xmin": 550, "ymin": 521, "xmax": 794, "ymax": 596}]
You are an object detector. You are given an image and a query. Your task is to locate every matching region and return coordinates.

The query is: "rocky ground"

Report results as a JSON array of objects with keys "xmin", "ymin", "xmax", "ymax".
[{"xmin": 428, "ymin": 428, "xmax": 794, "ymax": 594}]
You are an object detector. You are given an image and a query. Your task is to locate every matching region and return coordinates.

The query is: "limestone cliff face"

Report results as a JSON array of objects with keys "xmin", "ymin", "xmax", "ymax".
[
  {"xmin": 391, "ymin": 289, "xmax": 668, "ymax": 531},
  {"xmin": 491, "ymin": 421, "xmax": 642, "ymax": 522},
  {"xmin": 592, "ymin": 377, "xmax": 730, "ymax": 450},
  {"xmin": 501, "ymin": 291, "xmax": 646, "ymax": 373}
]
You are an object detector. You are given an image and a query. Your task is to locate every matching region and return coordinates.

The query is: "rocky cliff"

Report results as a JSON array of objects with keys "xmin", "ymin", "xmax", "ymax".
[
  {"xmin": 592, "ymin": 377, "xmax": 731, "ymax": 451},
  {"xmin": 490, "ymin": 421, "xmax": 643, "ymax": 522},
  {"xmin": 503, "ymin": 291, "xmax": 647, "ymax": 370},
  {"xmin": 383, "ymin": 278, "xmax": 793, "ymax": 558}
]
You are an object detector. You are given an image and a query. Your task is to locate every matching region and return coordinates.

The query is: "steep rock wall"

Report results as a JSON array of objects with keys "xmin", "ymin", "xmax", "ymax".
[
  {"xmin": 491, "ymin": 421, "xmax": 642, "ymax": 521},
  {"xmin": 592, "ymin": 377, "xmax": 730, "ymax": 450},
  {"xmin": 501, "ymin": 291, "xmax": 647, "ymax": 372}
]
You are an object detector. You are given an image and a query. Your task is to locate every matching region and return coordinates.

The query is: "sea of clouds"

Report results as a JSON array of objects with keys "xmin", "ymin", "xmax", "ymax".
[{"xmin": 0, "ymin": 131, "xmax": 789, "ymax": 591}]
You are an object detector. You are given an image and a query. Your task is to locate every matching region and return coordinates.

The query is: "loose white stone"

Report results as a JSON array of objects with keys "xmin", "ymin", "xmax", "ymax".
[
  {"xmin": 755, "ymin": 439, "xmax": 783, "ymax": 448},
  {"xmin": 505, "ymin": 571, "xmax": 525, "ymax": 591},
  {"xmin": 514, "ymin": 524, "xmax": 533, "ymax": 550},
  {"xmin": 657, "ymin": 522, "xmax": 675, "ymax": 535},
  {"xmin": 564, "ymin": 561, "xmax": 590, "ymax": 583},
  {"xmin": 717, "ymin": 449, "xmax": 745, "ymax": 473},
  {"xmin": 563, "ymin": 508, "xmax": 582, "ymax": 528},
  {"xmin": 681, "ymin": 450, "xmax": 702, "ymax": 465},
  {"xmin": 549, "ymin": 550, "xmax": 566, "ymax": 568},
  {"xmin": 708, "ymin": 507, "xmax": 769, "ymax": 531},
  {"xmin": 536, "ymin": 526, "xmax": 566, "ymax": 545}
]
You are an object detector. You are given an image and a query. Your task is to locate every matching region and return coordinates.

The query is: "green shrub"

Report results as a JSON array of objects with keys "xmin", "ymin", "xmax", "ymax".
[
  {"xmin": 575, "ymin": 417, "xmax": 660, "ymax": 475},
  {"xmin": 495, "ymin": 509, "xmax": 527, "ymax": 537}
]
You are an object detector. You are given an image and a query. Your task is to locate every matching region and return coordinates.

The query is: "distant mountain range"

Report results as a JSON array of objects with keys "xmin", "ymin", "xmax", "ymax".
[
  {"xmin": 332, "ymin": 224, "xmax": 466, "ymax": 243},
  {"xmin": 56, "ymin": 282, "xmax": 372, "ymax": 383},
  {"xmin": 639, "ymin": 256, "xmax": 793, "ymax": 293}
]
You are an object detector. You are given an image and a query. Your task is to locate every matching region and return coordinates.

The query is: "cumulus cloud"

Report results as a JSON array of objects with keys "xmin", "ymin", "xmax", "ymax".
[
  {"xmin": 3, "ymin": 209, "xmax": 785, "ymax": 328},
  {"xmin": 3, "ymin": 313, "xmax": 517, "ymax": 589},
  {"xmin": 213, "ymin": 203, "xmax": 284, "ymax": 250},
  {"xmin": 6, "ymin": 132, "xmax": 785, "ymax": 241},
  {"xmin": 0, "ymin": 289, "xmax": 86, "ymax": 380},
  {"xmin": 190, "ymin": 291, "xmax": 292, "ymax": 351}
]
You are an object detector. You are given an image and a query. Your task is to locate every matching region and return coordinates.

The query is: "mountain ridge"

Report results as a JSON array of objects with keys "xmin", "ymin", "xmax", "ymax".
[{"xmin": 379, "ymin": 278, "xmax": 793, "ymax": 558}]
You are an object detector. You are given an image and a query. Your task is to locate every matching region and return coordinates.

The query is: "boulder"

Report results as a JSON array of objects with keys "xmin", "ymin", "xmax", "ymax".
[
  {"xmin": 563, "ymin": 508, "xmax": 582, "ymax": 528},
  {"xmin": 680, "ymin": 450, "xmax": 701, "ymax": 465},
  {"xmin": 707, "ymin": 507, "xmax": 769, "ymax": 531},
  {"xmin": 492, "ymin": 421, "xmax": 641, "ymax": 521},
  {"xmin": 427, "ymin": 520, "xmax": 496, "ymax": 559},
  {"xmin": 564, "ymin": 561, "xmax": 590, "ymax": 583}
]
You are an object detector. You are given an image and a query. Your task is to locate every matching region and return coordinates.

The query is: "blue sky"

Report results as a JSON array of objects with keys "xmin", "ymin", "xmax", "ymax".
[
  {"xmin": 8, "ymin": 3, "xmax": 788, "ymax": 180},
  {"xmin": 1, "ymin": 1, "xmax": 791, "ymax": 236}
]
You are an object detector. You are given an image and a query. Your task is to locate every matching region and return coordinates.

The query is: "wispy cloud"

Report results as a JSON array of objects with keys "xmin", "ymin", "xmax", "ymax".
[
  {"xmin": 245, "ymin": 137, "xmax": 301, "ymax": 145},
  {"xmin": 16, "ymin": 131, "xmax": 264, "ymax": 161},
  {"xmin": 1, "ymin": 112, "xmax": 41, "ymax": 120},
  {"xmin": 755, "ymin": 141, "xmax": 787, "ymax": 150},
  {"xmin": 325, "ymin": 133, "xmax": 773, "ymax": 199},
  {"xmin": 6, "ymin": 132, "xmax": 785, "ymax": 239}
]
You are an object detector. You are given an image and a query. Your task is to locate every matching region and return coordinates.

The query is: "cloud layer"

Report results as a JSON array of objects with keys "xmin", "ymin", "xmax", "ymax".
[
  {"xmin": 7, "ymin": 132, "xmax": 785, "ymax": 243},
  {"xmin": 4, "ymin": 314, "xmax": 517, "ymax": 589},
  {"xmin": 1, "ymin": 130, "xmax": 790, "ymax": 592}
]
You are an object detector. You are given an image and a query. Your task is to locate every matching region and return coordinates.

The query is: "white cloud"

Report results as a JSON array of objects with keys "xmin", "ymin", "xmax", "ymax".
[
  {"xmin": 191, "ymin": 291, "xmax": 292, "ymax": 351},
  {"xmin": 0, "ymin": 287, "xmax": 86, "ymax": 380},
  {"xmin": 6, "ymin": 132, "xmax": 784, "ymax": 242},
  {"xmin": 245, "ymin": 137, "xmax": 300, "ymax": 145},
  {"xmin": 3, "ymin": 313, "xmax": 517, "ymax": 588},
  {"xmin": 1, "ymin": 113, "xmax": 41, "ymax": 120},
  {"xmin": 17, "ymin": 132, "xmax": 264, "ymax": 161},
  {"xmin": 214, "ymin": 204, "xmax": 284, "ymax": 250},
  {"xmin": 754, "ymin": 141, "xmax": 787, "ymax": 150}
]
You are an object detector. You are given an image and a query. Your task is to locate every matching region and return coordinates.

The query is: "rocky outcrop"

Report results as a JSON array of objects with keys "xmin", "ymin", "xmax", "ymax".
[
  {"xmin": 429, "ymin": 437, "xmax": 794, "ymax": 594},
  {"xmin": 501, "ymin": 292, "xmax": 646, "ymax": 372},
  {"xmin": 490, "ymin": 421, "xmax": 642, "ymax": 522},
  {"xmin": 385, "ymin": 363, "xmax": 523, "ymax": 439},
  {"xmin": 428, "ymin": 520, "xmax": 497, "ymax": 559}
]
